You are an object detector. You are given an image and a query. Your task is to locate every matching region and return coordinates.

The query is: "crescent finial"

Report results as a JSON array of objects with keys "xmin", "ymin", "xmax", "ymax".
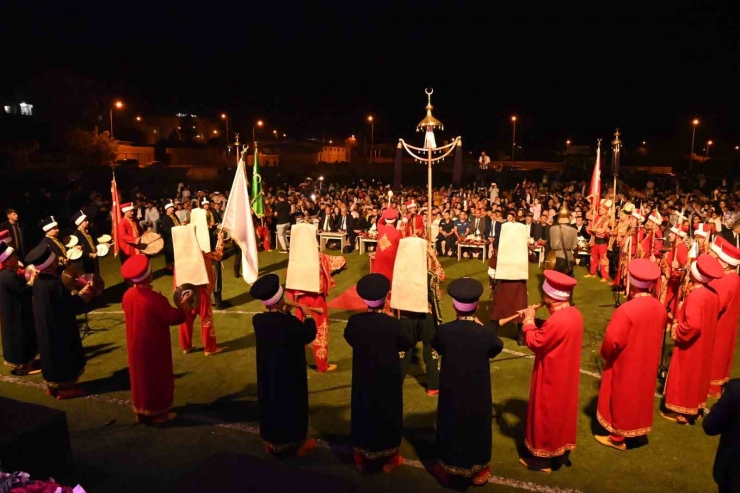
[{"xmin": 425, "ymin": 87, "xmax": 433, "ymax": 96}]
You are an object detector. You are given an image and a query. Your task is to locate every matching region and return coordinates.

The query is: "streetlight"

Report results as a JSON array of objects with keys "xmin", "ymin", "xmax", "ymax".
[
  {"xmin": 706, "ymin": 140, "xmax": 713, "ymax": 159},
  {"xmin": 221, "ymin": 114, "xmax": 229, "ymax": 145},
  {"xmin": 273, "ymin": 130, "xmax": 277, "ymax": 140},
  {"xmin": 368, "ymin": 115, "xmax": 374, "ymax": 162},
  {"xmin": 511, "ymin": 116, "xmax": 517, "ymax": 166},
  {"xmin": 253, "ymin": 120, "xmax": 263, "ymax": 143},
  {"xmin": 690, "ymin": 119, "xmax": 699, "ymax": 173},
  {"xmin": 109, "ymin": 100, "xmax": 123, "ymax": 138},
  {"xmin": 136, "ymin": 116, "xmax": 141, "ymax": 122},
  {"xmin": 213, "ymin": 130, "xmax": 218, "ymax": 135}
]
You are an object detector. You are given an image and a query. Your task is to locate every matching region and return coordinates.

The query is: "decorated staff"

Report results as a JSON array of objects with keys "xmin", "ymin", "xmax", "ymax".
[
  {"xmin": 121, "ymin": 255, "xmax": 191, "ymax": 425},
  {"xmin": 172, "ymin": 210, "xmax": 225, "ymax": 356},
  {"xmin": 250, "ymin": 273, "xmax": 317, "ymax": 457},
  {"xmin": 707, "ymin": 236, "xmax": 740, "ymax": 398},
  {"xmin": 160, "ymin": 202, "xmax": 181, "ymax": 273},
  {"xmin": 595, "ymin": 259, "xmax": 667, "ymax": 450},
  {"xmin": 70, "ymin": 210, "xmax": 99, "ymax": 275},
  {"xmin": 662, "ymin": 254, "xmax": 723, "ymax": 425},
  {"xmin": 344, "ymin": 274, "xmax": 412, "ymax": 473},
  {"xmin": 0, "ymin": 236, "xmax": 38, "ymax": 376},
  {"xmin": 660, "ymin": 223, "xmax": 690, "ymax": 315},
  {"xmin": 519, "ymin": 271, "xmax": 583, "ymax": 473},
  {"xmin": 285, "ymin": 223, "xmax": 345, "ymax": 373},
  {"xmin": 25, "ymin": 244, "xmax": 89, "ymax": 399},
  {"xmin": 392, "ymin": 238, "xmax": 444, "ymax": 396},
  {"xmin": 585, "ymin": 199, "xmax": 612, "ymax": 281},
  {"xmin": 432, "ymin": 278, "xmax": 503, "ymax": 486}
]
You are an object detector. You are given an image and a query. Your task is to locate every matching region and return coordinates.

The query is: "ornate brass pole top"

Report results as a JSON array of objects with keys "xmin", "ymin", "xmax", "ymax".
[
  {"xmin": 612, "ymin": 128, "xmax": 622, "ymax": 148},
  {"xmin": 417, "ymin": 88, "xmax": 444, "ymax": 132}
]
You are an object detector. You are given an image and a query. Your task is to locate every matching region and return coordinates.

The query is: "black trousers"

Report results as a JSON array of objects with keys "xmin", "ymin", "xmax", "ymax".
[
  {"xmin": 436, "ymin": 234, "xmax": 456, "ymax": 255},
  {"xmin": 233, "ymin": 243, "xmax": 242, "ymax": 276},
  {"xmin": 399, "ymin": 313, "xmax": 440, "ymax": 391},
  {"xmin": 212, "ymin": 260, "xmax": 223, "ymax": 303}
]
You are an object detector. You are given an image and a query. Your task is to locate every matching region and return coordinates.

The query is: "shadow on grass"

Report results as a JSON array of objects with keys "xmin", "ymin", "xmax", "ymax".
[
  {"xmin": 224, "ymin": 290, "xmax": 256, "ymax": 307},
  {"xmin": 204, "ymin": 384, "xmax": 260, "ymax": 424},
  {"xmin": 222, "ymin": 332, "xmax": 256, "ymax": 352},
  {"xmin": 260, "ymin": 258, "xmax": 289, "ymax": 276},
  {"xmin": 79, "ymin": 367, "xmax": 131, "ymax": 395},
  {"xmin": 495, "ymin": 397, "xmax": 528, "ymax": 458},
  {"xmin": 83, "ymin": 342, "xmax": 120, "ymax": 361}
]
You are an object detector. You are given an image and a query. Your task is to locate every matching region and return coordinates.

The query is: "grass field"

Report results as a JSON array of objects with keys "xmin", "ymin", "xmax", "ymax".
[{"xmin": 1, "ymin": 246, "xmax": 734, "ymax": 493}]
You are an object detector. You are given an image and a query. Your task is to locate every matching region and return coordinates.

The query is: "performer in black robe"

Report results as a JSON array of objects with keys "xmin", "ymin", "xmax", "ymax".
[
  {"xmin": 0, "ymin": 240, "xmax": 38, "ymax": 375},
  {"xmin": 160, "ymin": 202, "xmax": 180, "ymax": 273},
  {"xmin": 250, "ymin": 273, "xmax": 317, "ymax": 456},
  {"xmin": 38, "ymin": 216, "xmax": 69, "ymax": 275},
  {"xmin": 344, "ymin": 274, "xmax": 412, "ymax": 473},
  {"xmin": 433, "ymin": 277, "xmax": 504, "ymax": 486},
  {"xmin": 70, "ymin": 210, "xmax": 99, "ymax": 275},
  {"xmin": 25, "ymin": 244, "xmax": 89, "ymax": 399}
]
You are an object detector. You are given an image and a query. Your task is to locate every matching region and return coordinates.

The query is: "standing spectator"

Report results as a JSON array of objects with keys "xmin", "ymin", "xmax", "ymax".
[
  {"xmin": 0, "ymin": 209, "xmax": 26, "ymax": 260},
  {"xmin": 703, "ymin": 379, "xmax": 740, "ymax": 493},
  {"xmin": 273, "ymin": 192, "xmax": 291, "ymax": 253},
  {"xmin": 145, "ymin": 201, "xmax": 160, "ymax": 233}
]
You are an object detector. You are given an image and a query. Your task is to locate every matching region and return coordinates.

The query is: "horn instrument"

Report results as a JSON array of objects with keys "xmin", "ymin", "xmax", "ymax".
[
  {"xmin": 498, "ymin": 302, "xmax": 543, "ymax": 326},
  {"xmin": 283, "ymin": 299, "xmax": 324, "ymax": 315}
]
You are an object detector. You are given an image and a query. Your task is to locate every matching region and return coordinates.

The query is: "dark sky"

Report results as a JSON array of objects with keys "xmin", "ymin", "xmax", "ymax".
[{"xmin": 2, "ymin": 0, "xmax": 738, "ymax": 152}]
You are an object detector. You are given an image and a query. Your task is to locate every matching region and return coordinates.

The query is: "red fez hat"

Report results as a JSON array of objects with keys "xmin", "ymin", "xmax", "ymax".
[
  {"xmin": 381, "ymin": 207, "xmax": 399, "ymax": 222},
  {"xmin": 628, "ymin": 258, "xmax": 661, "ymax": 289},
  {"xmin": 121, "ymin": 255, "xmax": 151, "ymax": 283},
  {"xmin": 121, "ymin": 202, "xmax": 134, "ymax": 213},
  {"xmin": 711, "ymin": 236, "xmax": 740, "ymax": 267},
  {"xmin": 405, "ymin": 199, "xmax": 417, "ymax": 209},
  {"xmin": 542, "ymin": 270, "xmax": 577, "ymax": 301},
  {"xmin": 695, "ymin": 223, "xmax": 711, "ymax": 238},
  {"xmin": 690, "ymin": 254, "xmax": 724, "ymax": 284}
]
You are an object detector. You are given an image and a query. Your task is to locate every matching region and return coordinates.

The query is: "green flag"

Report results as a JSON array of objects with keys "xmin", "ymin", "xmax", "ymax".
[{"xmin": 251, "ymin": 145, "xmax": 265, "ymax": 218}]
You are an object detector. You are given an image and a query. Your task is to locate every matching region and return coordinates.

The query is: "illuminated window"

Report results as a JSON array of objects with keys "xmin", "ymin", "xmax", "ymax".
[
  {"xmin": 3, "ymin": 106, "xmax": 10, "ymax": 114},
  {"xmin": 20, "ymin": 103, "xmax": 33, "ymax": 116}
]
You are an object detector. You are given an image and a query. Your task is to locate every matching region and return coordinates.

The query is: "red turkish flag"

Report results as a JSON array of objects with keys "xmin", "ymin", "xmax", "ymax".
[{"xmin": 111, "ymin": 177, "xmax": 121, "ymax": 257}]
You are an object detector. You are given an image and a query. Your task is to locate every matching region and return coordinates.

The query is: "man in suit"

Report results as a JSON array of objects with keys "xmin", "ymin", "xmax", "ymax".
[
  {"xmin": 334, "ymin": 205, "xmax": 356, "ymax": 252},
  {"xmin": 703, "ymin": 379, "xmax": 740, "ymax": 493},
  {"xmin": 318, "ymin": 205, "xmax": 335, "ymax": 233},
  {"xmin": 720, "ymin": 219, "xmax": 740, "ymax": 251},
  {"xmin": 531, "ymin": 212, "xmax": 550, "ymax": 244},
  {"xmin": 470, "ymin": 209, "xmax": 488, "ymax": 238},
  {"xmin": 0, "ymin": 209, "xmax": 26, "ymax": 260}
]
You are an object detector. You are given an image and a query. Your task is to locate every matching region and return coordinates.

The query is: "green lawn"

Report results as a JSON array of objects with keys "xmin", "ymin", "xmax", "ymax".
[{"xmin": 0, "ymin": 247, "xmax": 733, "ymax": 493}]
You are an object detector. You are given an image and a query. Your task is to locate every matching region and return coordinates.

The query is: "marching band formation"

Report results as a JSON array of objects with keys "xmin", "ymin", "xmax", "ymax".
[{"xmin": 0, "ymin": 177, "xmax": 739, "ymax": 489}]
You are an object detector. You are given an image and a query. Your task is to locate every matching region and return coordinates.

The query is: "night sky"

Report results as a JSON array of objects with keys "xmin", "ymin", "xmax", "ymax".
[{"xmin": 2, "ymin": 0, "xmax": 738, "ymax": 152}]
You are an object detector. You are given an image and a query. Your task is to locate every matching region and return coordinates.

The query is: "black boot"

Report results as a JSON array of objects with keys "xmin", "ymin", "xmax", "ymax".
[{"xmin": 214, "ymin": 292, "xmax": 227, "ymax": 310}]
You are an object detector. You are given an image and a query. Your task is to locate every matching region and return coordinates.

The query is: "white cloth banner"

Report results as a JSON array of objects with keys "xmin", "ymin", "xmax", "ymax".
[
  {"xmin": 390, "ymin": 237, "xmax": 428, "ymax": 312},
  {"xmin": 221, "ymin": 158, "xmax": 260, "ymax": 284},
  {"xmin": 496, "ymin": 222, "xmax": 529, "ymax": 280}
]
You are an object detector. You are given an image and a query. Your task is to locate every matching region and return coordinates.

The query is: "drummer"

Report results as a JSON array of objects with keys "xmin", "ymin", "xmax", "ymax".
[{"xmin": 70, "ymin": 211, "xmax": 99, "ymax": 275}]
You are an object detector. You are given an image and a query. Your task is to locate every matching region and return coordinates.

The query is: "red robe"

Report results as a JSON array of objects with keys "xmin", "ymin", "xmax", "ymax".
[
  {"xmin": 597, "ymin": 294, "xmax": 667, "ymax": 437},
  {"xmin": 708, "ymin": 271, "xmax": 740, "ymax": 391},
  {"xmin": 639, "ymin": 229, "xmax": 663, "ymax": 259},
  {"xmin": 660, "ymin": 241, "xmax": 689, "ymax": 315},
  {"xmin": 286, "ymin": 254, "xmax": 345, "ymax": 373},
  {"xmin": 372, "ymin": 223, "xmax": 401, "ymax": 283},
  {"xmin": 402, "ymin": 213, "xmax": 425, "ymax": 238},
  {"xmin": 523, "ymin": 305, "xmax": 584, "ymax": 457},
  {"xmin": 122, "ymin": 285, "xmax": 186, "ymax": 416},
  {"xmin": 118, "ymin": 217, "xmax": 143, "ymax": 258},
  {"xmin": 664, "ymin": 285, "xmax": 720, "ymax": 414}
]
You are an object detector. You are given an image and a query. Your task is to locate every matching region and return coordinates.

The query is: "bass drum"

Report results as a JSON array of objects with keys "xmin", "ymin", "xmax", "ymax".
[{"xmin": 140, "ymin": 231, "xmax": 164, "ymax": 257}]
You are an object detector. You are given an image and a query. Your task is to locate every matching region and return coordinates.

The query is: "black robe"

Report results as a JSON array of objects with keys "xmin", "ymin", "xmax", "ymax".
[
  {"xmin": 71, "ymin": 229, "xmax": 99, "ymax": 275},
  {"xmin": 432, "ymin": 318, "xmax": 503, "ymax": 475},
  {"xmin": 253, "ymin": 310, "xmax": 316, "ymax": 451},
  {"xmin": 0, "ymin": 268, "xmax": 37, "ymax": 369},
  {"xmin": 32, "ymin": 272, "xmax": 86, "ymax": 387},
  {"xmin": 42, "ymin": 236, "xmax": 67, "ymax": 275},
  {"xmin": 344, "ymin": 311, "xmax": 413, "ymax": 458},
  {"xmin": 160, "ymin": 214, "xmax": 181, "ymax": 266}
]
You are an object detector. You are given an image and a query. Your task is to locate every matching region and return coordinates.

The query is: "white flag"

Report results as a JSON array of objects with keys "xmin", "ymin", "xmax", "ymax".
[{"xmin": 221, "ymin": 157, "xmax": 259, "ymax": 284}]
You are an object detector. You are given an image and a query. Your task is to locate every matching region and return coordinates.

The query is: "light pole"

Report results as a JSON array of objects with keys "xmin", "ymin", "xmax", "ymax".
[
  {"xmin": 109, "ymin": 101, "xmax": 123, "ymax": 138},
  {"xmin": 398, "ymin": 89, "xmax": 461, "ymax": 241},
  {"xmin": 136, "ymin": 116, "xmax": 141, "ymax": 122},
  {"xmin": 511, "ymin": 116, "xmax": 517, "ymax": 166},
  {"xmin": 689, "ymin": 119, "xmax": 699, "ymax": 173},
  {"xmin": 253, "ymin": 120, "xmax": 263, "ymax": 144},
  {"xmin": 221, "ymin": 114, "xmax": 229, "ymax": 145},
  {"xmin": 706, "ymin": 140, "xmax": 713, "ymax": 159},
  {"xmin": 273, "ymin": 130, "xmax": 278, "ymax": 140},
  {"xmin": 368, "ymin": 116, "xmax": 374, "ymax": 162}
]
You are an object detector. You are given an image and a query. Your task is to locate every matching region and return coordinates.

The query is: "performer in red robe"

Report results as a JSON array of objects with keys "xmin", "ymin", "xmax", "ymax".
[
  {"xmin": 663, "ymin": 254, "xmax": 723, "ymax": 424},
  {"xmin": 595, "ymin": 259, "xmax": 667, "ymax": 450},
  {"xmin": 372, "ymin": 208, "xmax": 401, "ymax": 282},
  {"xmin": 176, "ymin": 232, "xmax": 225, "ymax": 356},
  {"xmin": 285, "ymin": 224, "xmax": 346, "ymax": 373},
  {"xmin": 638, "ymin": 211, "xmax": 664, "ymax": 260},
  {"xmin": 520, "ymin": 270, "xmax": 583, "ymax": 473},
  {"xmin": 401, "ymin": 200, "xmax": 425, "ymax": 238},
  {"xmin": 660, "ymin": 223, "xmax": 690, "ymax": 316},
  {"xmin": 121, "ymin": 255, "xmax": 189, "ymax": 424},
  {"xmin": 708, "ymin": 236, "xmax": 740, "ymax": 397},
  {"xmin": 585, "ymin": 199, "xmax": 612, "ymax": 281},
  {"xmin": 117, "ymin": 202, "xmax": 142, "ymax": 264}
]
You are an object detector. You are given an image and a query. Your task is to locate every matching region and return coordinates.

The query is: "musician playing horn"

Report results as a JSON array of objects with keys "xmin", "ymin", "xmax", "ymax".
[
  {"xmin": 121, "ymin": 255, "xmax": 192, "ymax": 425},
  {"xmin": 594, "ymin": 259, "xmax": 667, "ymax": 450},
  {"xmin": 250, "ymin": 273, "xmax": 318, "ymax": 457},
  {"xmin": 25, "ymin": 244, "xmax": 90, "ymax": 399},
  {"xmin": 0, "ymin": 235, "xmax": 38, "ymax": 376}
]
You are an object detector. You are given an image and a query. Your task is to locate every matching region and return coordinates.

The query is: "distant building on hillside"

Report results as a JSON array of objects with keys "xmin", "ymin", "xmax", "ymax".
[{"xmin": 318, "ymin": 145, "xmax": 348, "ymax": 163}]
